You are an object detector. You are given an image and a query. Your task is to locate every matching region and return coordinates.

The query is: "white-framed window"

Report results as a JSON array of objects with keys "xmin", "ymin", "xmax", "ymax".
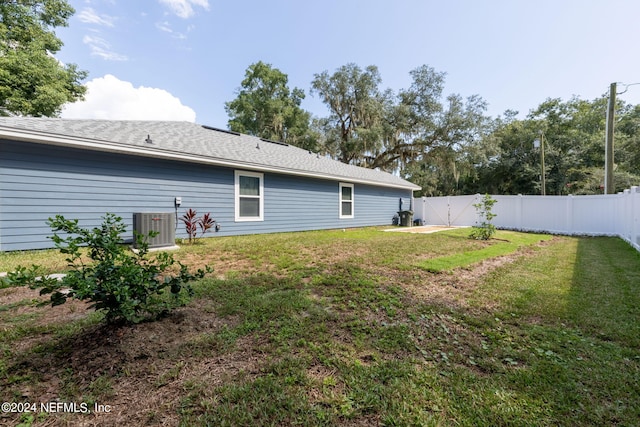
[
  {"xmin": 235, "ymin": 170, "xmax": 264, "ymax": 222},
  {"xmin": 339, "ymin": 183, "xmax": 354, "ymax": 219}
]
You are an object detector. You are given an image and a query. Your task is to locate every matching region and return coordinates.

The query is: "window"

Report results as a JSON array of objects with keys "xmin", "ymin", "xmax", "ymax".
[
  {"xmin": 339, "ymin": 183, "xmax": 354, "ymax": 219},
  {"xmin": 235, "ymin": 171, "xmax": 264, "ymax": 221}
]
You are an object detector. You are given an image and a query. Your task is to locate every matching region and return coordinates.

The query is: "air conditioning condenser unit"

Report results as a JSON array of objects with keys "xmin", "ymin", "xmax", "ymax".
[{"xmin": 133, "ymin": 212, "xmax": 175, "ymax": 248}]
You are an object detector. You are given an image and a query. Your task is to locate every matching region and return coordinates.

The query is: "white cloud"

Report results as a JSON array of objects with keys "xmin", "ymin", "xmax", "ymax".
[
  {"xmin": 156, "ymin": 21, "xmax": 173, "ymax": 33},
  {"xmin": 61, "ymin": 74, "xmax": 197, "ymax": 122},
  {"xmin": 83, "ymin": 35, "xmax": 127, "ymax": 61},
  {"xmin": 77, "ymin": 7, "xmax": 115, "ymax": 27},
  {"xmin": 155, "ymin": 21, "xmax": 186, "ymax": 39},
  {"xmin": 158, "ymin": 0, "xmax": 209, "ymax": 19}
]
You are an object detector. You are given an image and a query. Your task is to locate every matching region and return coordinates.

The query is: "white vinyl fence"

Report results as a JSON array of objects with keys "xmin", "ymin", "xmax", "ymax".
[{"xmin": 413, "ymin": 186, "xmax": 640, "ymax": 251}]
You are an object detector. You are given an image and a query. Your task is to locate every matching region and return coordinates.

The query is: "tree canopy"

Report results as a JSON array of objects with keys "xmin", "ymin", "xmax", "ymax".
[
  {"xmin": 311, "ymin": 64, "xmax": 387, "ymax": 166},
  {"xmin": 460, "ymin": 96, "xmax": 640, "ymax": 196},
  {"xmin": 0, "ymin": 0, "xmax": 87, "ymax": 117},
  {"xmin": 311, "ymin": 64, "xmax": 491, "ymax": 175},
  {"xmin": 226, "ymin": 61, "xmax": 640, "ymax": 195},
  {"xmin": 225, "ymin": 61, "xmax": 316, "ymax": 150}
]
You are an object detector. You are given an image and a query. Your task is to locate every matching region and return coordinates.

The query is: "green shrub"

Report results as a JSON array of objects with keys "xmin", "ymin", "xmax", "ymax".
[{"xmin": 7, "ymin": 213, "xmax": 211, "ymax": 324}]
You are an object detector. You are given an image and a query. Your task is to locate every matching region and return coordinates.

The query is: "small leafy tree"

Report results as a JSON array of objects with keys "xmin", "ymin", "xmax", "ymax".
[
  {"xmin": 470, "ymin": 194, "xmax": 497, "ymax": 240},
  {"xmin": 7, "ymin": 213, "xmax": 211, "ymax": 324}
]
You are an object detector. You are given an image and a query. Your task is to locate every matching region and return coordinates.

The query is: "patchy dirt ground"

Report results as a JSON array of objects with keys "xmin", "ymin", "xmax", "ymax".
[
  {"xmin": 0, "ymin": 234, "xmax": 556, "ymax": 426},
  {"xmin": 1, "ymin": 295, "xmax": 265, "ymax": 426},
  {"xmin": 383, "ymin": 225, "xmax": 465, "ymax": 234},
  {"xmin": 376, "ymin": 237, "xmax": 560, "ymax": 312}
]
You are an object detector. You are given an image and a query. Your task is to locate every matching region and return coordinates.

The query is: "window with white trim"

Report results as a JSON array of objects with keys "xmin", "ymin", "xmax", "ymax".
[
  {"xmin": 235, "ymin": 170, "xmax": 264, "ymax": 221},
  {"xmin": 339, "ymin": 183, "xmax": 354, "ymax": 219}
]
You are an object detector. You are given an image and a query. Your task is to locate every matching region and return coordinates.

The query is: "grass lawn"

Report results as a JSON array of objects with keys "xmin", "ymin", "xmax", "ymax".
[{"xmin": 1, "ymin": 227, "xmax": 639, "ymax": 426}]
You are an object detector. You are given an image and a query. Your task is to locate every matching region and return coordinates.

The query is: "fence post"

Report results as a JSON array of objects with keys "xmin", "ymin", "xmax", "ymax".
[
  {"xmin": 516, "ymin": 194, "xmax": 523, "ymax": 230},
  {"xmin": 622, "ymin": 189, "xmax": 630, "ymax": 240},
  {"xmin": 423, "ymin": 197, "xmax": 427, "ymax": 225},
  {"xmin": 632, "ymin": 187, "xmax": 640, "ymax": 249},
  {"xmin": 566, "ymin": 194, "xmax": 574, "ymax": 234}
]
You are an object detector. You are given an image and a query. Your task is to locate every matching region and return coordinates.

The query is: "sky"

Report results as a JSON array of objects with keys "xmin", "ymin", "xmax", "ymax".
[{"xmin": 57, "ymin": 0, "xmax": 640, "ymax": 127}]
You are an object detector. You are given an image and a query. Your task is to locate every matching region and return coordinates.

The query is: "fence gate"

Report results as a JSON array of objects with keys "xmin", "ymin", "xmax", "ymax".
[{"xmin": 417, "ymin": 195, "xmax": 478, "ymax": 226}]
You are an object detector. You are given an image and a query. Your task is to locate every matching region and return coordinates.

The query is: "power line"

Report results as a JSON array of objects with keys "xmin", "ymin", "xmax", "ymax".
[{"xmin": 616, "ymin": 82, "xmax": 640, "ymax": 95}]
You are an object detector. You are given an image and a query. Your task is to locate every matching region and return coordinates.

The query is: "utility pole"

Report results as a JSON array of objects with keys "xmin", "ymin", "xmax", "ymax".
[
  {"xmin": 605, "ymin": 82, "xmax": 616, "ymax": 194},
  {"xmin": 533, "ymin": 132, "xmax": 546, "ymax": 196},
  {"xmin": 540, "ymin": 132, "xmax": 546, "ymax": 196}
]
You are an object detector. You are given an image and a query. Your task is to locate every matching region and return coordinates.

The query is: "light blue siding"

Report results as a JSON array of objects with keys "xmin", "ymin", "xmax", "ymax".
[{"xmin": 1, "ymin": 140, "xmax": 411, "ymax": 251}]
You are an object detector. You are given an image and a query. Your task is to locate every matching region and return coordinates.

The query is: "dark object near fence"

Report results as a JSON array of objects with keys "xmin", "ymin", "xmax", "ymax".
[{"xmin": 398, "ymin": 210, "xmax": 414, "ymax": 227}]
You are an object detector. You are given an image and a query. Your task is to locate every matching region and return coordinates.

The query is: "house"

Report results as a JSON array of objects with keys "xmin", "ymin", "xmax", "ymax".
[{"xmin": 0, "ymin": 118, "xmax": 420, "ymax": 251}]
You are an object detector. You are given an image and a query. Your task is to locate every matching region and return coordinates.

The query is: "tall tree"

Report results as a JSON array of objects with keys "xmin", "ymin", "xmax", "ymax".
[
  {"xmin": 0, "ymin": 0, "xmax": 87, "ymax": 116},
  {"xmin": 225, "ymin": 61, "xmax": 316, "ymax": 150},
  {"xmin": 312, "ymin": 64, "xmax": 490, "ymax": 173},
  {"xmin": 465, "ymin": 113, "xmax": 542, "ymax": 195},
  {"xmin": 397, "ymin": 66, "xmax": 492, "ymax": 193},
  {"xmin": 311, "ymin": 64, "xmax": 387, "ymax": 166}
]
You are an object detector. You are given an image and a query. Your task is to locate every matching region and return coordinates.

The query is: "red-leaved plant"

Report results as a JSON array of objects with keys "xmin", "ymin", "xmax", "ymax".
[
  {"xmin": 180, "ymin": 209, "xmax": 215, "ymax": 243},
  {"xmin": 198, "ymin": 212, "xmax": 215, "ymax": 236},
  {"xmin": 181, "ymin": 208, "xmax": 199, "ymax": 243}
]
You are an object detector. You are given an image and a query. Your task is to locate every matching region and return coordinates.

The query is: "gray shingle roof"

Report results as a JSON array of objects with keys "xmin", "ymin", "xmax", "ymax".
[{"xmin": 0, "ymin": 118, "xmax": 420, "ymax": 190}]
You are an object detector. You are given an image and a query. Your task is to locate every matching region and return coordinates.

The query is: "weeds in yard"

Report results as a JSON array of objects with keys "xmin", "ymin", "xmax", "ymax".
[{"xmin": 1, "ymin": 228, "xmax": 639, "ymax": 426}]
